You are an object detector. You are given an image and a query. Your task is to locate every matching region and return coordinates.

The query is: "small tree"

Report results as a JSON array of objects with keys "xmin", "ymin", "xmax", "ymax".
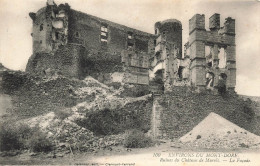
[
  {"xmin": 217, "ymin": 79, "xmax": 226, "ymax": 96},
  {"xmin": 27, "ymin": 131, "xmax": 53, "ymax": 152},
  {"xmin": 123, "ymin": 129, "xmax": 153, "ymax": 148}
]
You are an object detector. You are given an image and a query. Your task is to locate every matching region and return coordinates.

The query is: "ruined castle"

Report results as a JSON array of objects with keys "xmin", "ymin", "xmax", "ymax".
[{"xmin": 26, "ymin": 0, "xmax": 236, "ymax": 92}]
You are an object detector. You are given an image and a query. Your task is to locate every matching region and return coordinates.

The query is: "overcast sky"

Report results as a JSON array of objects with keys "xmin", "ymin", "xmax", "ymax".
[{"xmin": 0, "ymin": 0, "xmax": 259, "ymax": 96}]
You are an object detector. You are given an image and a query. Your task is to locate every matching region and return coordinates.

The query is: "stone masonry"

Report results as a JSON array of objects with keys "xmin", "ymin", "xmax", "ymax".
[
  {"xmin": 187, "ymin": 14, "xmax": 236, "ymax": 91},
  {"xmin": 26, "ymin": 0, "xmax": 236, "ymax": 93}
]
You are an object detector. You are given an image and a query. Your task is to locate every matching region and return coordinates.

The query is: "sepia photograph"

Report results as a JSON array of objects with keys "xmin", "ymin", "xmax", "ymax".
[{"xmin": 0, "ymin": 0, "xmax": 260, "ymax": 165}]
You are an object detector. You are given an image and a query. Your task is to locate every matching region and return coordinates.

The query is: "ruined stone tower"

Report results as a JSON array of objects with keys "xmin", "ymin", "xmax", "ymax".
[
  {"xmin": 187, "ymin": 13, "xmax": 236, "ymax": 91},
  {"xmin": 29, "ymin": 1, "xmax": 70, "ymax": 53},
  {"xmin": 149, "ymin": 19, "xmax": 183, "ymax": 91}
]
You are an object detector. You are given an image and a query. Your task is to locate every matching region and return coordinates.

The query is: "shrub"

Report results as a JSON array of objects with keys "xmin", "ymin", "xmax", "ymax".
[
  {"xmin": 75, "ymin": 105, "xmax": 151, "ymax": 136},
  {"xmin": 0, "ymin": 121, "xmax": 53, "ymax": 152},
  {"xmin": 243, "ymin": 99, "xmax": 255, "ymax": 118},
  {"xmin": 217, "ymin": 80, "xmax": 226, "ymax": 96},
  {"xmin": 27, "ymin": 131, "xmax": 53, "ymax": 152},
  {"xmin": 0, "ymin": 122, "xmax": 33, "ymax": 151},
  {"xmin": 120, "ymin": 84, "xmax": 150, "ymax": 97},
  {"xmin": 108, "ymin": 82, "xmax": 122, "ymax": 89},
  {"xmin": 55, "ymin": 108, "xmax": 72, "ymax": 120},
  {"xmin": 75, "ymin": 108, "xmax": 120, "ymax": 135},
  {"xmin": 123, "ymin": 129, "xmax": 153, "ymax": 148}
]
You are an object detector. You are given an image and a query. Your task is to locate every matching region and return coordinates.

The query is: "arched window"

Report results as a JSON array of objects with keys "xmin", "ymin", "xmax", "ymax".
[{"xmin": 206, "ymin": 72, "xmax": 214, "ymax": 89}]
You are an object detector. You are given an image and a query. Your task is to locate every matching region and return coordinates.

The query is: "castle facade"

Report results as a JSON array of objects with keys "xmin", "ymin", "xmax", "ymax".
[{"xmin": 26, "ymin": 0, "xmax": 236, "ymax": 92}]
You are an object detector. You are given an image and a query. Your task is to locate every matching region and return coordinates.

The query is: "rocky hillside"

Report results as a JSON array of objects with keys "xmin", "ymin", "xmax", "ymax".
[{"xmin": 0, "ymin": 70, "xmax": 153, "ymax": 154}]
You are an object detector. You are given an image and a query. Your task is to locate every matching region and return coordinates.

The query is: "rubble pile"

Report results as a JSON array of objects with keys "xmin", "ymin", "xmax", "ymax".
[
  {"xmin": 16, "ymin": 76, "xmax": 152, "ymax": 153},
  {"xmin": 21, "ymin": 110, "xmax": 125, "ymax": 153},
  {"xmin": 179, "ymin": 112, "xmax": 260, "ymax": 149}
]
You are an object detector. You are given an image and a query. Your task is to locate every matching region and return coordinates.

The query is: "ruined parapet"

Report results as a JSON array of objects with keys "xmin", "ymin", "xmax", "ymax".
[
  {"xmin": 155, "ymin": 19, "xmax": 182, "ymax": 58},
  {"xmin": 188, "ymin": 13, "xmax": 236, "ymax": 91},
  {"xmin": 28, "ymin": 0, "xmax": 154, "ymax": 84},
  {"xmin": 189, "ymin": 14, "xmax": 206, "ymax": 34},
  {"xmin": 223, "ymin": 17, "xmax": 235, "ymax": 35},
  {"xmin": 29, "ymin": 1, "xmax": 70, "ymax": 54},
  {"xmin": 209, "ymin": 13, "xmax": 220, "ymax": 31},
  {"xmin": 26, "ymin": 43, "xmax": 86, "ymax": 78}
]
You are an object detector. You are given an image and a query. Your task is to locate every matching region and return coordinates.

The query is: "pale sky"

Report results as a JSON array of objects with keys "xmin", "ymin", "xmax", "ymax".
[{"xmin": 0, "ymin": 0, "xmax": 259, "ymax": 96}]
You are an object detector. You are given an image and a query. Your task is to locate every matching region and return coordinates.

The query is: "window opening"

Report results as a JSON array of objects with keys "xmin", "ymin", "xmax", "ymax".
[
  {"xmin": 178, "ymin": 66, "xmax": 184, "ymax": 80},
  {"xmin": 128, "ymin": 32, "xmax": 133, "ymax": 39},
  {"xmin": 101, "ymin": 25, "xmax": 108, "ymax": 32},
  {"xmin": 40, "ymin": 24, "xmax": 43, "ymax": 31},
  {"xmin": 55, "ymin": 32, "xmax": 59, "ymax": 40},
  {"xmin": 101, "ymin": 24, "xmax": 108, "ymax": 43},
  {"xmin": 205, "ymin": 45, "xmax": 213, "ymax": 68},
  {"xmin": 218, "ymin": 48, "xmax": 227, "ymax": 68},
  {"xmin": 127, "ymin": 42, "xmax": 134, "ymax": 49},
  {"xmin": 206, "ymin": 72, "xmax": 214, "ymax": 89}
]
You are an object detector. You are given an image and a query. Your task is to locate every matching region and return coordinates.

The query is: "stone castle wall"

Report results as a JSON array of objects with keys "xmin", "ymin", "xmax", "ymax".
[
  {"xmin": 151, "ymin": 87, "xmax": 259, "ymax": 139},
  {"xmin": 68, "ymin": 9, "xmax": 154, "ymax": 54},
  {"xmin": 188, "ymin": 14, "xmax": 236, "ymax": 90},
  {"xmin": 27, "ymin": 2, "xmax": 154, "ymax": 85},
  {"xmin": 26, "ymin": 43, "xmax": 85, "ymax": 78},
  {"xmin": 27, "ymin": 2, "xmax": 236, "ymax": 93}
]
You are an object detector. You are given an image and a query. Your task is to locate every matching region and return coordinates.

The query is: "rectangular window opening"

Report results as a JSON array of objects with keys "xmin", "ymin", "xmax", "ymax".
[
  {"xmin": 218, "ymin": 48, "xmax": 227, "ymax": 68},
  {"xmin": 101, "ymin": 38, "xmax": 108, "ymax": 42},
  {"xmin": 128, "ymin": 32, "xmax": 133, "ymax": 39},
  {"xmin": 101, "ymin": 24, "xmax": 108, "ymax": 43},
  {"xmin": 55, "ymin": 32, "xmax": 59, "ymax": 40},
  {"xmin": 101, "ymin": 25, "xmax": 108, "ymax": 33},
  {"xmin": 127, "ymin": 42, "xmax": 134, "ymax": 49},
  {"xmin": 101, "ymin": 32, "xmax": 107, "ymax": 37}
]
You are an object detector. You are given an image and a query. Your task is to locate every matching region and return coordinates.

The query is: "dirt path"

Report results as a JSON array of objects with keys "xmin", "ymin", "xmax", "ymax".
[{"xmin": 1, "ymin": 143, "xmax": 260, "ymax": 165}]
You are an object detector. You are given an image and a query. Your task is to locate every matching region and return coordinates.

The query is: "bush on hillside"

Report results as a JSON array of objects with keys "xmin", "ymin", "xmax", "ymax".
[
  {"xmin": 75, "ymin": 106, "xmax": 151, "ymax": 136},
  {"xmin": 27, "ymin": 131, "xmax": 53, "ymax": 152},
  {"xmin": 108, "ymin": 82, "xmax": 122, "ymax": 90},
  {"xmin": 123, "ymin": 129, "xmax": 153, "ymax": 148},
  {"xmin": 0, "ymin": 121, "xmax": 53, "ymax": 152},
  {"xmin": 243, "ymin": 99, "xmax": 255, "ymax": 118},
  {"xmin": 217, "ymin": 80, "xmax": 227, "ymax": 96},
  {"xmin": 0, "ymin": 122, "xmax": 32, "ymax": 151},
  {"xmin": 120, "ymin": 84, "xmax": 150, "ymax": 97},
  {"xmin": 75, "ymin": 108, "xmax": 120, "ymax": 135}
]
